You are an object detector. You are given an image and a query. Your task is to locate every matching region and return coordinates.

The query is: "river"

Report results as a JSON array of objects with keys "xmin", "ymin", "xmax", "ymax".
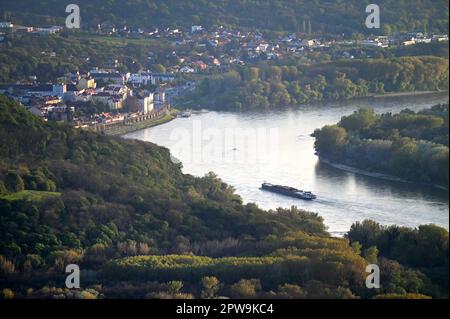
[{"xmin": 124, "ymin": 92, "xmax": 449, "ymax": 236}]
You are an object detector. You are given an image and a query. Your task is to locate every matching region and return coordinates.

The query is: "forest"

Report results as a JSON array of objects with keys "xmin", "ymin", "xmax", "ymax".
[
  {"xmin": 1, "ymin": 0, "xmax": 449, "ymax": 35},
  {"xmin": 0, "ymin": 95, "xmax": 448, "ymax": 299},
  {"xmin": 313, "ymin": 104, "xmax": 449, "ymax": 187},
  {"xmin": 186, "ymin": 56, "xmax": 449, "ymax": 110},
  {"xmin": 0, "ymin": 33, "xmax": 176, "ymax": 83}
]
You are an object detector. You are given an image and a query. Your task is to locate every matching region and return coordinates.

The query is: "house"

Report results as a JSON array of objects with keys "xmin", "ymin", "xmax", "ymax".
[
  {"xmin": 433, "ymin": 34, "xmax": 449, "ymax": 42},
  {"xmin": 105, "ymin": 59, "xmax": 120, "ymax": 69},
  {"xmin": 193, "ymin": 61, "xmax": 207, "ymax": 71},
  {"xmin": 64, "ymin": 84, "xmax": 85, "ymax": 102},
  {"xmin": 16, "ymin": 26, "xmax": 34, "ymax": 33},
  {"xmin": 432, "ymin": 34, "xmax": 449, "ymax": 42},
  {"xmin": 42, "ymin": 96, "xmax": 63, "ymax": 106},
  {"xmin": 212, "ymin": 58, "xmax": 221, "ymax": 66},
  {"xmin": 0, "ymin": 22, "xmax": 13, "ymax": 29},
  {"xmin": 180, "ymin": 66, "xmax": 195, "ymax": 73},
  {"xmin": 255, "ymin": 42, "xmax": 269, "ymax": 53},
  {"xmin": 191, "ymin": 25, "xmax": 203, "ymax": 33},
  {"xmin": 91, "ymin": 71, "xmax": 126, "ymax": 85},
  {"xmin": 301, "ymin": 39, "xmax": 320, "ymax": 47},
  {"xmin": 47, "ymin": 105, "xmax": 75, "ymax": 122},
  {"xmin": 401, "ymin": 39, "xmax": 416, "ymax": 46},
  {"xmin": 66, "ymin": 71, "xmax": 81, "ymax": 83},
  {"xmin": 128, "ymin": 72, "xmax": 153, "ymax": 86},
  {"xmin": 77, "ymin": 89, "xmax": 96, "ymax": 102},
  {"xmin": 77, "ymin": 76, "xmax": 96, "ymax": 90},
  {"xmin": 136, "ymin": 92, "xmax": 154, "ymax": 114},
  {"xmin": 360, "ymin": 40, "xmax": 386, "ymax": 47},
  {"xmin": 92, "ymin": 92, "xmax": 124, "ymax": 110},
  {"xmin": 108, "ymin": 97, "xmax": 123, "ymax": 110},
  {"xmin": 36, "ymin": 26, "xmax": 63, "ymax": 35},
  {"xmin": 151, "ymin": 73, "xmax": 175, "ymax": 84},
  {"xmin": 154, "ymin": 87, "xmax": 166, "ymax": 108},
  {"xmin": 103, "ymin": 84, "xmax": 131, "ymax": 98},
  {"xmin": 28, "ymin": 84, "xmax": 67, "ymax": 98}
]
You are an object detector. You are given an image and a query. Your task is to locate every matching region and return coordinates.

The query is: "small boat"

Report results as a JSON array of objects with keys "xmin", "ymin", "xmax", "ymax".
[
  {"xmin": 179, "ymin": 110, "xmax": 192, "ymax": 118},
  {"xmin": 261, "ymin": 182, "xmax": 317, "ymax": 200}
]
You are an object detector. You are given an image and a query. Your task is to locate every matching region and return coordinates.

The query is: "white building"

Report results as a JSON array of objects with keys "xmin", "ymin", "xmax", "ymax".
[
  {"xmin": 28, "ymin": 84, "xmax": 67, "ymax": 98},
  {"xmin": 36, "ymin": 26, "xmax": 63, "ymax": 35},
  {"xmin": 91, "ymin": 71, "xmax": 127, "ymax": 85},
  {"xmin": 180, "ymin": 66, "xmax": 195, "ymax": 73},
  {"xmin": 360, "ymin": 40, "xmax": 388, "ymax": 48},
  {"xmin": 92, "ymin": 92, "xmax": 124, "ymax": 111},
  {"xmin": 137, "ymin": 93, "xmax": 154, "ymax": 114},
  {"xmin": 0, "ymin": 22, "xmax": 14, "ymax": 29},
  {"xmin": 191, "ymin": 25, "xmax": 203, "ymax": 33},
  {"xmin": 128, "ymin": 71, "xmax": 175, "ymax": 85},
  {"xmin": 128, "ymin": 72, "xmax": 153, "ymax": 86}
]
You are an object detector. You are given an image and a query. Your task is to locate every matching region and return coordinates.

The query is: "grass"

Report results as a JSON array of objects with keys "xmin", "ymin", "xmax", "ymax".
[{"xmin": 0, "ymin": 190, "xmax": 62, "ymax": 202}]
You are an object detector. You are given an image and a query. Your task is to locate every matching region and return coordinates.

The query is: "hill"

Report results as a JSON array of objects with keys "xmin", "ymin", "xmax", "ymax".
[
  {"xmin": 0, "ymin": 95, "xmax": 448, "ymax": 299},
  {"xmin": 1, "ymin": 0, "xmax": 449, "ymax": 35}
]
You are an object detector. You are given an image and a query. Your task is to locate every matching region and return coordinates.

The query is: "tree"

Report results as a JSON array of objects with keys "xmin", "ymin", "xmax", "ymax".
[
  {"xmin": 167, "ymin": 281, "xmax": 183, "ymax": 294},
  {"xmin": 313, "ymin": 125, "xmax": 347, "ymax": 156},
  {"xmin": 242, "ymin": 67, "xmax": 259, "ymax": 82},
  {"xmin": 201, "ymin": 276, "xmax": 220, "ymax": 298},
  {"xmin": 4, "ymin": 172, "xmax": 24, "ymax": 193},
  {"xmin": 364, "ymin": 246, "xmax": 379, "ymax": 264},
  {"xmin": 153, "ymin": 64, "xmax": 166, "ymax": 73},
  {"xmin": 351, "ymin": 242, "xmax": 362, "ymax": 255},
  {"xmin": 339, "ymin": 108, "xmax": 377, "ymax": 132},
  {"xmin": 0, "ymin": 255, "xmax": 15, "ymax": 275},
  {"xmin": 230, "ymin": 279, "xmax": 261, "ymax": 298},
  {"xmin": 2, "ymin": 288, "xmax": 14, "ymax": 299},
  {"xmin": 0, "ymin": 181, "xmax": 7, "ymax": 195},
  {"xmin": 277, "ymin": 284, "xmax": 306, "ymax": 298}
]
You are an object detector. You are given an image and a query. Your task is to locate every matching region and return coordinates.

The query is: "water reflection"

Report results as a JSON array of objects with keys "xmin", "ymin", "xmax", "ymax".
[{"xmin": 125, "ymin": 92, "xmax": 449, "ymax": 235}]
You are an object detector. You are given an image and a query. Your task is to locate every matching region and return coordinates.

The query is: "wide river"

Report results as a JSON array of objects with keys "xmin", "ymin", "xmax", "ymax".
[{"xmin": 125, "ymin": 93, "xmax": 449, "ymax": 236}]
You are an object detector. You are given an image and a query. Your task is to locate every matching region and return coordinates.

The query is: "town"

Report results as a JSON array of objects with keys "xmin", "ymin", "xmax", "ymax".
[{"xmin": 0, "ymin": 19, "xmax": 448, "ymax": 132}]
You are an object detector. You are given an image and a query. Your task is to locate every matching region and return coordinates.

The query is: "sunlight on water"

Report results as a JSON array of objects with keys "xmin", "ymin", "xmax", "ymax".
[{"xmin": 125, "ymin": 93, "xmax": 449, "ymax": 236}]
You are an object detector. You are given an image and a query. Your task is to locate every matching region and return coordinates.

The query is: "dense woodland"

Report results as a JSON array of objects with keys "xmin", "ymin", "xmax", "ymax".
[
  {"xmin": 186, "ymin": 56, "xmax": 449, "ymax": 110},
  {"xmin": 0, "ymin": 96, "xmax": 448, "ymax": 299},
  {"xmin": 313, "ymin": 104, "xmax": 449, "ymax": 187},
  {"xmin": 0, "ymin": 34, "xmax": 176, "ymax": 83},
  {"xmin": 1, "ymin": 0, "xmax": 449, "ymax": 35}
]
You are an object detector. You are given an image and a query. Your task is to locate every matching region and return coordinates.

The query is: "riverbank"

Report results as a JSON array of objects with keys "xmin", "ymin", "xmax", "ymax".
[
  {"xmin": 182, "ymin": 90, "xmax": 448, "ymax": 111},
  {"xmin": 319, "ymin": 157, "xmax": 449, "ymax": 191},
  {"xmin": 371, "ymin": 90, "xmax": 448, "ymax": 99},
  {"xmin": 105, "ymin": 111, "xmax": 178, "ymax": 136}
]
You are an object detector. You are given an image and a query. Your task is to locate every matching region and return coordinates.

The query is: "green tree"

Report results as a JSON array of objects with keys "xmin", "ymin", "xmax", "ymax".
[
  {"xmin": 230, "ymin": 279, "xmax": 261, "ymax": 298},
  {"xmin": 4, "ymin": 172, "xmax": 24, "ymax": 193},
  {"xmin": 0, "ymin": 181, "xmax": 7, "ymax": 195},
  {"xmin": 364, "ymin": 246, "xmax": 379, "ymax": 264},
  {"xmin": 153, "ymin": 64, "xmax": 166, "ymax": 73},
  {"xmin": 339, "ymin": 108, "xmax": 377, "ymax": 132},
  {"xmin": 2, "ymin": 288, "xmax": 14, "ymax": 299},
  {"xmin": 201, "ymin": 276, "xmax": 220, "ymax": 298}
]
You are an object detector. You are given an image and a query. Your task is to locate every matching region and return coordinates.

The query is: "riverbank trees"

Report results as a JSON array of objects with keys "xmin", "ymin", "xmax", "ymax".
[
  {"xmin": 186, "ymin": 56, "xmax": 449, "ymax": 110},
  {"xmin": 312, "ymin": 104, "xmax": 449, "ymax": 187}
]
